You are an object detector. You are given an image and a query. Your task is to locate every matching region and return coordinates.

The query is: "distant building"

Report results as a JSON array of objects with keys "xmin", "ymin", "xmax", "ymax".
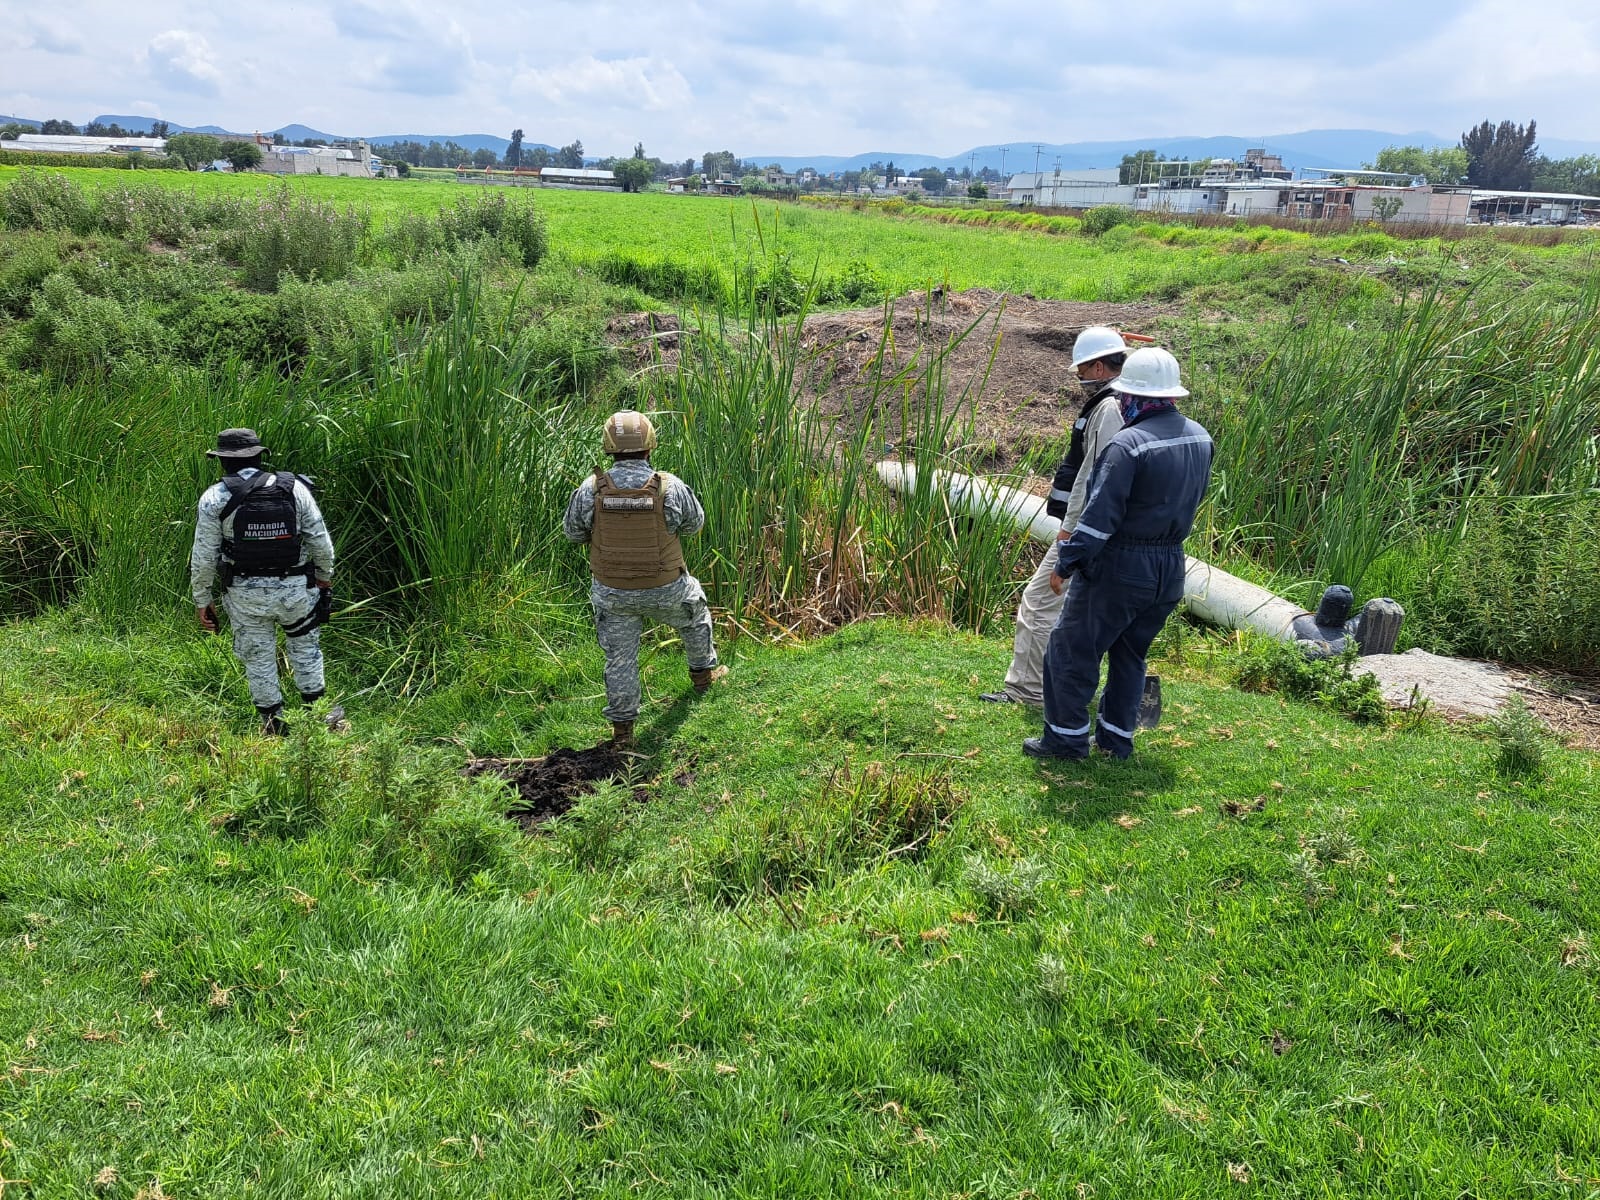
[
  {"xmin": 259, "ymin": 140, "xmax": 381, "ymax": 178},
  {"xmin": 537, "ymin": 167, "xmax": 619, "ymax": 189},
  {"xmin": 10, "ymin": 133, "xmax": 167, "ymax": 155},
  {"xmin": 1005, "ymin": 168, "xmax": 1127, "ymax": 207}
]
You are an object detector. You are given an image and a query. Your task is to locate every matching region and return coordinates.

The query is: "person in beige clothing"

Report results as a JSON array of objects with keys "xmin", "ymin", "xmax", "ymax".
[{"xmin": 981, "ymin": 326, "xmax": 1128, "ymax": 706}]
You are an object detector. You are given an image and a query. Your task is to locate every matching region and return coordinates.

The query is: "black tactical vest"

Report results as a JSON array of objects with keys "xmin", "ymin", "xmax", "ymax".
[{"xmin": 220, "ymin": 472, "xmax": 303, "ymax": 576}]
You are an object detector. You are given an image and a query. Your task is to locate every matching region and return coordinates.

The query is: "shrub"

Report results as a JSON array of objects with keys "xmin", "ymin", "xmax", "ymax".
[
  {"xmin": 1236, "ymin": 640, "xmax": 1388, "ymax": 725},
  {"xmin": 437, "ymin": 192, "xmax": 548, "ymax": 269},
  {"xmin": 219, "ymin": 188, "xmax": 369, "ymax": 291},
  {"xmin": 963, "ymin": 855, "xmax": 1049, "ymax": 918},
  {"xmin": 0, "ymin": 236, "xmax": 62, "ymax": 317},
  {"xmin": 416, "ymin": 777, "xmax": 520, "ymax": 887},
  {"xmin": 0, "ymin": 171, "xmax": 96, "ymax": 235},
  {"xmin": 18, "ymin": 274, "xmax": 168, "ymax": 376},
  {"xmin": 819, "ymin": 258, "xmax": 882, "ymax": 305},
  {"xmin": 167, "ymin": 290, "xmax": 296, "ymax": 367},
  {"xmin": 1081, "ymin": 205, "xmax": 1132, "ymax": 236},
  {"xmin": 94, "ymin": 184, "xmax": 195, "ymax": 245},
  {"xmin": 224, "ymin": 710, "xmax": 343, "ymax": 839},
  {"xmin": 1426, "ymin": 488, "xmax": 1600, "ymax": 670},
  {"xmin": 1488, "ymin": 695, "xmax": 1548, "ymax": 780}
]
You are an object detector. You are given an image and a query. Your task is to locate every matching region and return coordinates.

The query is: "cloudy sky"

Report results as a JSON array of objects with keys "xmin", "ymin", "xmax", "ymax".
[{"xmin": 4, "ymin": 0, "xmax": 1597, "ymax": 157}]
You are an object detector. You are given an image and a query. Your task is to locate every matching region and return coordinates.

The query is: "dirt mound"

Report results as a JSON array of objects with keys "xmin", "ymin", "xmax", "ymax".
[
  {"xmin": 607, "ymin": 311, "xmax": 682, "ymax": 370},
  {"xmin": 601, "ymin": 290, "xmax": 1179, "ymax": 472},
  {"xmin": 799, "ymin": 289, "xmax": 1177, "ymax": 471},
  {"xmin": 465, "ymin": 745, "xmax": 624, "ymax": 829}
]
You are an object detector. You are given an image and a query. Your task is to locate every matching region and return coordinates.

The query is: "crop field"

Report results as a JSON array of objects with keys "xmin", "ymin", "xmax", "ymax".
[
  {"xmin": 2, "ymin": 167, "xmax": 1598, "ymax": 1197},
  {"xmin": 6, "ymin": 165, "xmax": 1594, "ymax": 307}
]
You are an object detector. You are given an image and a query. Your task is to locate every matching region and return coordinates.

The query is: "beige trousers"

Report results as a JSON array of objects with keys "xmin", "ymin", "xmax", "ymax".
[{"xmin": 1000, "ymin": 543, "xmax": 1066, "ymax": 704}]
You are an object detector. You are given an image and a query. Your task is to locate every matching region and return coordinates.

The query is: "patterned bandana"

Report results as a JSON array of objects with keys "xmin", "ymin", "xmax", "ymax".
[{"xmin": 1119, "ymin": 394, "xmax": 1177, "ymax": 425}]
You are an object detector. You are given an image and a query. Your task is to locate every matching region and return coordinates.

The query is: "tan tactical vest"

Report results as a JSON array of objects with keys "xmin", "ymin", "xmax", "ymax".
[{"xmin": 589, "ymin": 469, "xmax": 687, "ymax": 589}]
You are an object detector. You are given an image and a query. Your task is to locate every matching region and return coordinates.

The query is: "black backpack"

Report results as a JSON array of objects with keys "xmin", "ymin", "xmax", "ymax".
[{"xmin": 220, "ymin": 471, "xmax": 304, "ymax": 576}]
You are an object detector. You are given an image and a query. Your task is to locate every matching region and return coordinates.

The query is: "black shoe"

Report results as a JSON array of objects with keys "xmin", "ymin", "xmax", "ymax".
[
  {"xmin": 980, "ymin": 691, "xmax": 1019, "ymax": 703},
  {"xmin": 1023, "ymin": 737, "xmax": 1087, "ymax": 761}
]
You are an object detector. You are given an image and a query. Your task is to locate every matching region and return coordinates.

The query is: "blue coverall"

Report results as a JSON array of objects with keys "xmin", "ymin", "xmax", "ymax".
[{"xmin": 1038, "ymin": 405, "xmax": 1214, "ymax": 758}]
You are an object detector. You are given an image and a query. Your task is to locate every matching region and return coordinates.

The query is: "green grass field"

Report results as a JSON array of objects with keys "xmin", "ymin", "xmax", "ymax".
[
  {"xmin": 6, "ymin": 165, "xmax": 1592, "ymax": 307},
  {"xmin": 3, "ymin": 166, "xmax": 1598, "ymax": 1197},
  {"xmin": 3, "ymin": 616, "xmax": 1597, "ymax": 1198}
]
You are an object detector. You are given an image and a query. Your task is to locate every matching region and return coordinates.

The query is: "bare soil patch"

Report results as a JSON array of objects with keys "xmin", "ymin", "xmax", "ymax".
[
  {"xmin": 465, "ymin": 745, "xmax": 626, "ymax": 830},
  {"xmin": 799, "ymin": 289, "xmax": 1177, "ymax": 471},
  {"xmin": 604, "ymin": 290, "xmax": 1178, "ymax": 472}
]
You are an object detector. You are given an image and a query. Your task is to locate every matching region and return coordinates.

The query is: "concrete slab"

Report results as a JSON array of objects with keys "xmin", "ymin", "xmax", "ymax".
[{"xmin": 1355, "ymin": 649, "xmax": 1513, "ymax": 720}]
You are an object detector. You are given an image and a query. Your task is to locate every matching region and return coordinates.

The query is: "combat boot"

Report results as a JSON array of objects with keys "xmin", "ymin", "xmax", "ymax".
[
  {"xmin": 301, "ymin": 690, "xmax": 349, "ymax": 732},
  {"xmin": 257, "ymin": 704, "xmax": 288, "ymax": 737},
  {"xmin": 690, "ymin": 665, "xmax": 729, "ymax": 694},
  {"xmin": 611, "ymin": 721, "xmax": 635, "ymax": 749}
]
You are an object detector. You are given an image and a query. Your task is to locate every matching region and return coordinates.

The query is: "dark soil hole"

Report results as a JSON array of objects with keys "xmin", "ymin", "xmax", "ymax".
[{"xmin": 465, "ymin": 745, "xmax": 625, "ymax": 832}]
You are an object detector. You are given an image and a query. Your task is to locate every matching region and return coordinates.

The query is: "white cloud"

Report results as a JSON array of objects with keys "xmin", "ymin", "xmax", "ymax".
[
  {"xmin": 514, "ymin": 56, "xmax": 692, "ymax": 112},
  {"xmin": 4, "ymin": 0, "xmax": 1597, "ymax": 160},
  {"xmin": 22, "ymin": 18, "xmax": 85, "ymax": 55},
  {"xmin": 147, "ymin": 30, "xmax": 225, "ymax": 96}
]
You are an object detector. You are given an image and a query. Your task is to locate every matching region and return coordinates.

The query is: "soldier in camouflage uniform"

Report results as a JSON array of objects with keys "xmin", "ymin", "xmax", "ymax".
[
  {"xmin": 190, "ymin": 428, "xmax": 338, "ymax": 736},
  {"xmin": 564, "ymin": 411, "xmax": 724, "ymax": 747}
]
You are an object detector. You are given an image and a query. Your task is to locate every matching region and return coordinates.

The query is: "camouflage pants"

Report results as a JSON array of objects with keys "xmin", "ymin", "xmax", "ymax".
[
  {"xmin": 221, "ymin": 579, "xmax": 325, "ymax": 709},
  {"xmin": 592, "ymin": 574, "xmax": 717, "ymax": 722}
]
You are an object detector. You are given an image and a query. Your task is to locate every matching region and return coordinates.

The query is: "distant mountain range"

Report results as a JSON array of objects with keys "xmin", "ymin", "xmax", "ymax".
[
  {"xmin": 750, "ymin": 131, "xmax": 1455, "ymax": 175},
  {"xmin": 6, "ymin": 116, "xmax": 1595, "ymax": 173}
]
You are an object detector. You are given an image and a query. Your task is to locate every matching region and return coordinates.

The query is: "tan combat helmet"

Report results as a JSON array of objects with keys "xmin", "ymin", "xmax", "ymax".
[{"xmin": 602, "ymin": 410, "xmax": 658, "ymax": 454}]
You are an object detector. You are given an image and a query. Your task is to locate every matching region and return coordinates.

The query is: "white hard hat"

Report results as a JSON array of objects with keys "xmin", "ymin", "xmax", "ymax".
[
  {"xmin": 1071, "ymin": 325, "xmax": 1128, "ymax": 367},
  {"xmin": 1111, "ymin": 347, "xmax": 1188, "ymax": 398}
]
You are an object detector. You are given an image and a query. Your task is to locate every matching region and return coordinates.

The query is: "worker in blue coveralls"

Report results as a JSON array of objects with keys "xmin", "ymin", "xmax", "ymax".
[{"xmin": 1024, "ymin": 348, "xmax": 1214, "ymax": 761}]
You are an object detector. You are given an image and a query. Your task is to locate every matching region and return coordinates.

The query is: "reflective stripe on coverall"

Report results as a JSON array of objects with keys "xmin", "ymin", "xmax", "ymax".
[{"xmin": 1039, "ymin": 406, "xmax": 1214, "ymax": 757}]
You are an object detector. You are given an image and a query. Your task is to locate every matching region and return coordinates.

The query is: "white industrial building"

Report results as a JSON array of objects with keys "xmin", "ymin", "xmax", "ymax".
[
  {"xmin": 535, "ymin": 167, "xmax": 619, "ymax": 189},
  {"xmin": 258, "ymin": 140, "xmax": 381, "ymax": 178},
  {"xmin": 9, "ymin": 133, "xmax": 167, "ymax": 155}
]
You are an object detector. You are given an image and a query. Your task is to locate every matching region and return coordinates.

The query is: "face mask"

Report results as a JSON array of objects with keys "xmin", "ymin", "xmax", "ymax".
[{"xmin": 1119, "ymin": 392, "xmax": 1142, "ymax": 423}]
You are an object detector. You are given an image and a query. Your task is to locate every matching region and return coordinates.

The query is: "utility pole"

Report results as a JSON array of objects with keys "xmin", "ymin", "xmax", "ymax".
[
  {"xmin": 1034, "ymin": 143, "xmax": 1042, "ymax": 173},
  {"xmin": 1000, "ymin": 147, "xmax": 1008, "ymax": 179}
]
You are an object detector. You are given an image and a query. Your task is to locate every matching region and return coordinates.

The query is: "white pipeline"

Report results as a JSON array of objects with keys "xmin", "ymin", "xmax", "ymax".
[{"xmin": 874, "ymin": 462, "xmax": 1307, "ymax": 643}]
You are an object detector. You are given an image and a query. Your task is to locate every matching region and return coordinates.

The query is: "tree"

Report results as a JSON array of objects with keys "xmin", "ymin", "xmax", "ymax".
[
  {"xmin": 702, "ymin": 150, "xmax": 737, "ymax": 180},
  {"xmin": 1370, "ymin": 195, "xmax": 1404, "ymax": 223},
  {"xmin": 40, "ymin": 119, "xmax": 79, "ymax": 135},
  {"xmin": 221, "ymin": 140, "xmax": 263, "ymax": 172},
  {"xmin": 472, "ymin": 148, "xmax": 498, "ymax": 169},
  {"xmin": 1120, "ymin": 149, "xmax": 1169, "ymax": 185},
  {"xmin": 1461, "ymin": 119, "xmax": 1538, "ymax": 189},
  {"xmin": 151, "ymin": 120, "xmax": 171, "ymax": 139},
  {"xmin": 507, "ymin": 128, "xmax": 524, "ymax": 168},
  {"xmin": 1367, "ymin": 145, "xmax": 1469, "ymax": 185},
  {"xmin": 613, "ymin": 157, "xmax": 653, "ymax": 192},
  {"xmin": 556, "ymin": 140, "xmax": 584, "ymax": 169},
  {"xmin": 166, "ymin": 132, "xmax": 223, "ymax": 169},
  {"xmin": 967, "ymin": 181, "xmax": 988, "ymax": 199},
  {"xmin": 1532, "ymin": 154, "xmax": 1600, "ymax": 196},
  {"xmin": 527, "ymin": 146, "xmax": 551, "ymax": 170},
  {"xmin": 685, "ymin": 173, "xmax": 704, "ymax": 191},
  {"xmin": 917, "ymin": 167, "xmax": 947, "ymax": 195},
  {"xmin": 0, "ymin": 123, "xmax": 27, "ymax": 141}
]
